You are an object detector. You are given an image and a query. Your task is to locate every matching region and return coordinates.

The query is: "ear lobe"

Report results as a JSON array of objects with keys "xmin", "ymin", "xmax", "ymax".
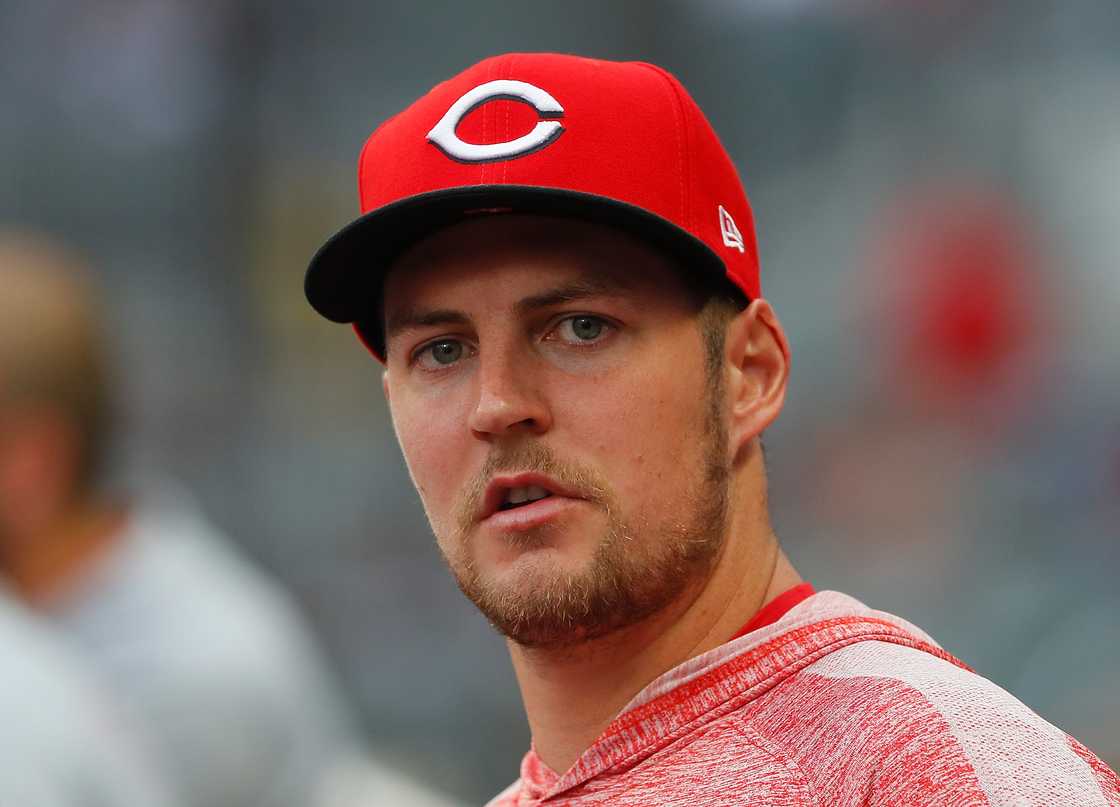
[
  {"xmin": 381, "ymin": 370, "xmax": 391, "ymax": 403},
  {"xmin": 724, "ymin": 299, "xmax": 791, "ymax": 456}
]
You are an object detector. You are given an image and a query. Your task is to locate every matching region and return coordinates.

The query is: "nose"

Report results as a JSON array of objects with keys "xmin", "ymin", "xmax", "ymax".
[{"xmin": 467, "ymin": 348, "xmax": 552, "ymax": 439}]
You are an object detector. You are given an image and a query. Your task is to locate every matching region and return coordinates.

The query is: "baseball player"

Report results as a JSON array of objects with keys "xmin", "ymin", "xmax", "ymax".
[{"xmin": 304, "ymin": 53, "xmax": 1120, "ymax": 805}]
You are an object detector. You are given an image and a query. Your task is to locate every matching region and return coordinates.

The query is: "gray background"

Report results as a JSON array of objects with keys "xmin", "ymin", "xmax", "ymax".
[{"xmin": 2, "ymin": 1, "xmax": 1117, "ymax": 802}]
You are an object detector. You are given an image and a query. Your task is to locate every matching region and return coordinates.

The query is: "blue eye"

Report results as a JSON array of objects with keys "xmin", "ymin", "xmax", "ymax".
[
  {"xmin": 430, "ymin": 340, "xmax": 462, "ymax": 364},
  {"xmin": 552, "ymin": 315, "xmax": 611, "ymax": 345},
  {"xmin": 569, "ymin": 316, "xmax": 604, "ymax": 341},
  {"xmin": 415, "ymin": 339, "xmax": 464, "ymax": 368}
]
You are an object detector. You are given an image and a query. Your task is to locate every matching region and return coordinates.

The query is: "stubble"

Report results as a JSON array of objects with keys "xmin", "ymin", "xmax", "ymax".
[{"xmin": 439, "ymin": 397, "xmax": 730, "ymax": 649}]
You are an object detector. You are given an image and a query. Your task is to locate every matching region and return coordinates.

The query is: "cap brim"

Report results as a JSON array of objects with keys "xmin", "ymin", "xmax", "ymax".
[{"xmin": 304, "ymin": 185, "xmax": 741, "ymax": 357}]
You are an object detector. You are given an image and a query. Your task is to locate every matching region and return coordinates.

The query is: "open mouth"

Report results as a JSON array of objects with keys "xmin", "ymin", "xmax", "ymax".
[
  {"xmin": 497, "ymin": 485, "xmax": 553, "ymax": 512},
  {"xmin": 478, "ymin": 473, "xmax": 581, "ymax": 524}
]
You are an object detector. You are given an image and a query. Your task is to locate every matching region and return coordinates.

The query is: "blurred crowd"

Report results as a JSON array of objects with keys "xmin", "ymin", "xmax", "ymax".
[
  {"xmin": 0, "ymin": 236, "xmax": 461, "ymax": 805},
  {"xmin": 0, "ymin": 0, "xmax": 1117, "ymax": 804}
]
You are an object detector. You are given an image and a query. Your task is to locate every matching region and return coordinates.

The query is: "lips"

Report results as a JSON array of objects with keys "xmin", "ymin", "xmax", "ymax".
[
  {"xmin": 478, "ymin": 472, "xmax": 585, "ymax": 523},
  {"xmin": 500, "ymin": 484, "xmax": 552, "ymax": 510}
]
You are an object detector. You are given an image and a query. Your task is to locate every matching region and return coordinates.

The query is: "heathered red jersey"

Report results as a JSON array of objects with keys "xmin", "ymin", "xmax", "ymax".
[{"xmin": 488, "ymin": 590, "xmax": 1120, "ymax": 806}]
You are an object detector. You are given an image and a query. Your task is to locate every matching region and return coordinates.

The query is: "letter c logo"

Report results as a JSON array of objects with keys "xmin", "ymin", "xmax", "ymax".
[{"xmin": 427, "ymin": 80, "xmax": 565, "ymax": 164}]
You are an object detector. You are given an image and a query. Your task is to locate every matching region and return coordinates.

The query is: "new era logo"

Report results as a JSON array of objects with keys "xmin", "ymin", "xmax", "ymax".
[{"xmin": 719, "ymin": 206, "xmax": 745, "ymax": 253}]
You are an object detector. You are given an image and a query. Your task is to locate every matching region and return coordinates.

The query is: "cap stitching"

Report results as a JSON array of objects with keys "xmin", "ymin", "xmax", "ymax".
[
  {"xmin": 674, "ymin": 81, "xmax": 693, "ymax": 237},
  {"xmin": 634, "ymin": 63, "xmax": 688, "ymax": 230},
  {"xmin": 480, "ymin": 59, "xmax": 494, "ymax": 185},
  {"xmin": 503, "ymin": 54, "xmax": 516, "ymax": 185}
]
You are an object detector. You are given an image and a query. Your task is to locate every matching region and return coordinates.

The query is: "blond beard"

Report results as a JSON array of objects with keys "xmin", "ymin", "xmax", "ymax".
[{"xmin": 437, "ymin": 406, "xmax": 730, "ymax": 649}]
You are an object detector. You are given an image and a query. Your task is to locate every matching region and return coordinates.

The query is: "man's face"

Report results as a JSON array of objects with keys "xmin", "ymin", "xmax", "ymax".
[{"xmin": 382, "ymin": 216, "xmax": 730, "ymax": 647}]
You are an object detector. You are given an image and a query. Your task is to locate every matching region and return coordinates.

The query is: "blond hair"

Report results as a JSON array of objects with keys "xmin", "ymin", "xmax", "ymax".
[{"xmin": 0, "ymin": 233, "xmax": 112, "ymax": 489}]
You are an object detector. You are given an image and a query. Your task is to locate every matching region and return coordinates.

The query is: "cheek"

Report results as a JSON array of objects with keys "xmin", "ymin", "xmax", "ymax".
[
  {"xmin": 557, "ymin": 356, "xmax": 709, "ymax": 513},
  {"xmin": 389, "ymin": 393, "xmax": 472, "ymax": 523}
]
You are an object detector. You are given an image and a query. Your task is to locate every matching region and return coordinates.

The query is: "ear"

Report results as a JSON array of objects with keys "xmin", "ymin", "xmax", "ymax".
[
  {"xmin": 381, "ymin": 369, "xmax": 390, "ymax": 403},
  {"xmin": 723, "ymin": 299, "xmax": 791, "ymax": 459}
]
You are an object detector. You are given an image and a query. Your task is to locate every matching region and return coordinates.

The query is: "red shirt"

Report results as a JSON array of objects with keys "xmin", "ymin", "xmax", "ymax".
[
  {"xmin": 732, "ymin": 582, "xmax": 816, "ymax": 639},
  {"xmin": 489, "ymin": 590, "xmax": 1120, "ymax": 806}
]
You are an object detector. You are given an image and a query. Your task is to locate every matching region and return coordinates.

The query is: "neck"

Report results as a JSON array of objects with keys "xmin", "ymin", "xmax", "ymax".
[
  {"xmin": 508, "ymin": 509, "xmax": 801, "ymax": 775},
  {"xmin": 0, "ymin": 495, "xmax": 124, "ymax": 606}
]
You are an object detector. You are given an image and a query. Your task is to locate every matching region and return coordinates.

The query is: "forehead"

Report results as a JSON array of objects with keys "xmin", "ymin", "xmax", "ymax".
[{"xmin": 382, "ymin": 215, "xmax": 688, "ymax": 315}]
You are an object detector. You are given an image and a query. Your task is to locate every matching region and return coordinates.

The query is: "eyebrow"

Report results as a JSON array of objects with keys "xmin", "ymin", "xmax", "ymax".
[
  {"xmin": 384, "ymin": 277, "xmax": 627, "ymax": 344},
  {"xmin": 384, "ymin": 308, "xmax": 469, "ymax": 343},
  {"xmin": 514, "ymin": 278, "xmax": 623, "ymax": 314}
]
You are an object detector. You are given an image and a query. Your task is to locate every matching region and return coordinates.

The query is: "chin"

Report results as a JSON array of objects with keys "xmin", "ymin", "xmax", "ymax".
[
  {"xmin": 453, "ymin": 550, "xmax": 673, "ymax": 650},
  {"xmin": 474, "ymin": 518, "xmax": 595, "ymax": 569},
  {"xmin": 485, "ymin": 543, "xmax": 593, "ymax": 592}
]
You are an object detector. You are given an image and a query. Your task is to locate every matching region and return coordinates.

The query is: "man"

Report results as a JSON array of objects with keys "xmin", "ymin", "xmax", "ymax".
[
  {"xmin": 304, "ymin": 53, "xmax": 1120, "ymax": 805},
  {"xmin": 0, "ymin": 233, "xmax": 364, "ymax": 807},
  {"xmin": 0, "ymin": 588, "xmax": 179, "ymax": 807}
]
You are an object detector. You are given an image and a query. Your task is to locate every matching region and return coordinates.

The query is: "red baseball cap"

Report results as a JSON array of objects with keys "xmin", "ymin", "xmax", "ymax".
[{"xmin": 305, "ymin": 52, "xmax": 760, "ymax": 359}]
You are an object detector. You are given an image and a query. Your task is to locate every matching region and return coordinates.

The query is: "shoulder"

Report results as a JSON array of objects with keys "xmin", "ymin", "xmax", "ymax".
[
  {"xmin": 0, "ymin": 596, "xmax": 115, "ymax": 733},
  {"xmin": 780, "ymin": 639, "xmax": 1119, "ymax": 805},
  {"xmin": 0, "ymin": 599, "xmax": 179, "ymax": 806},
  {"xmin": 70, "ymin": 495, "xmax": 336, "ymax": 689},
  {"xmin": 52, "ymin": 498, "xmax": 354, "ymax": 798}
]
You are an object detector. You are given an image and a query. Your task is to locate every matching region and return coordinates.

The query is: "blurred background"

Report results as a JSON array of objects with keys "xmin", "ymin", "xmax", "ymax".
[{"xmin": 0, "ymin": 0, "xmax": 1116, "ymax": 803}]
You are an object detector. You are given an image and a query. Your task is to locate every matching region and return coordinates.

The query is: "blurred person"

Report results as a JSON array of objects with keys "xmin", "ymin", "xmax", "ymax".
[
  {"xmin": 303, "ymin": 53, "xmax": 1120, "ymax": 805},
  {"xmin": 799, "ymin": 182, "xmax": 1049, "ymax": 559},
  {"xmin": 0, "ymin": 233, "xmax": 430, "ymax": 807},
  {"xmin": 0, "ymin": 586, "xmax": 180, "ymax": 807},
  {"xmin": 796, "ymin": 179, "xmax": 1120, "ymax": 764},
  {"xmin": 863, "ymin": 183, "xmax": 1049, "ymax": 439}
]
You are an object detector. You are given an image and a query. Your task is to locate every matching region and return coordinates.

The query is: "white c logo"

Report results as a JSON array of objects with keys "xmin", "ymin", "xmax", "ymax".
[{"xmin": 426, "ymin": 80, "xmax": 565, "ymax": 164}]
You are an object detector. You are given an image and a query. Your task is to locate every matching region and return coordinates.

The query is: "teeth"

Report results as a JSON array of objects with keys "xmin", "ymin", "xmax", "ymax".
[{"xmin": 502, "ymin": 485, "xmax": 552, "ymax": 506}]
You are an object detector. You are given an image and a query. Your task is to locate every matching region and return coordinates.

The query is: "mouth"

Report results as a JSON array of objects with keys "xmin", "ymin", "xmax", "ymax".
[
  {"xmin": 478, "ymin": 473, "xmax": 583, "ymax": 523},
  {"xmin": 497, "ymin": 484, "xmax": 553, "ymax": 511}
]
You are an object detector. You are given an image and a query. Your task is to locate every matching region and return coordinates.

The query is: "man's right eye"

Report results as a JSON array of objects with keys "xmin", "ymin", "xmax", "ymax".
[{"xmin": 415, "ymin": 339, "xmax": 464, "ymax": 369}]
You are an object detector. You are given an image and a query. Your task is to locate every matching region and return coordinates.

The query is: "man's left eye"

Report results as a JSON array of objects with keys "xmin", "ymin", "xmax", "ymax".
[{"xmin": 555, "ymin": 315, "xmax": 610, "ymax": 343}]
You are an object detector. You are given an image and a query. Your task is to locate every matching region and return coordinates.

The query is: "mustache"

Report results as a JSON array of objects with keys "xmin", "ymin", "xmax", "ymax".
[{"xmin": 454, "ymin": 441, "xmax": 609, "ymax": 535}]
